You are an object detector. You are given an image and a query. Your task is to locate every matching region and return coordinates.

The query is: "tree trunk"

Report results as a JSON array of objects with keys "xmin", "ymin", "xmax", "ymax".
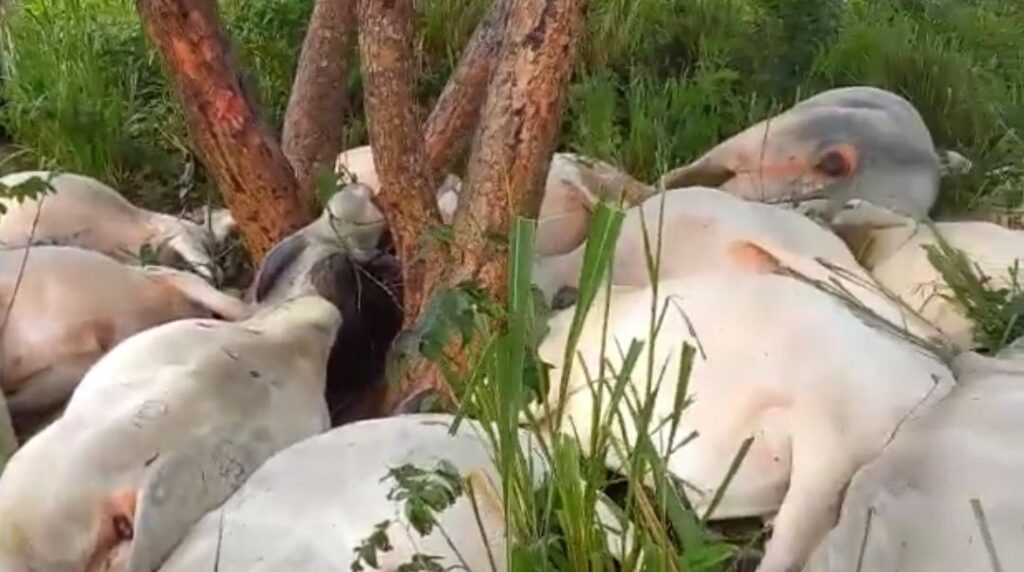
[
  {"xmin": 282, "ymin": 0, "xmax": 358, "ymax": 196},
  {"xmin": 421, "ymin": 0, "xmax": 511, "ymax": 177},
  {"xmin": 356, "ymin": 0, "xmax": 443, "ymax": 322},
  {"xmin": 137, "ymin": 0, "xmax": 315, "ymax": 260},
  {"xmin": 386, "ymin": 0, "xmax": 589, "ymax": 412},
  {"xmin": 451, "ymin": 0, "xmax": 588, "ymax": 299}
]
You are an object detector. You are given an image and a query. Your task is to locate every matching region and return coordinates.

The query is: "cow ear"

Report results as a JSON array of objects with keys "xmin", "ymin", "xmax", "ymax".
[
  {"xmin": 250, "ymin": 234, "xmax": 307, "ymax": 303},
  {"xmin": 562, "ymin": 178, "xmax": 600, "ymax": 211},
  {"xmin": 125, "ymin": 429, "xmax": 273, "ymax": 572},
  {"xmin": 149, "ymin": 270, "xmax": 248, "ymax": 321},
  {"xmin": 660, "ymin": 155, "xmax": 737, "ymax": 190},
  {"xmin": 726, "ymin": 240, "xmax": 782, "ymax": 274}
]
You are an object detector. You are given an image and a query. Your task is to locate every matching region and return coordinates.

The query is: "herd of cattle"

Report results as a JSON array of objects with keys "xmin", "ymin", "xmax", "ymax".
[{"xmin": 0, "ymin": 85, "xmax": 1022, "ymax": 571}]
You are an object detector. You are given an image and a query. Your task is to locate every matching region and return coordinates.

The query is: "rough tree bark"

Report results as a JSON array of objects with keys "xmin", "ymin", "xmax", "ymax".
[
  {"xmin": 381, "ymin": 0, "xmax": 589, "ymax": 412},
  {"xmin": 282, "ymin": 0, "xmax": 358, "ymax": 195},
  {"xmin": 421, "ymin": 0, "xmax": 512, "ymax": 177},
  {"xmin": 449, "ymin": 0, "xmax": 588, "ymax": 296},
  {"xmin": 137, "ymin": 0, "xmax": 316, "ymax": 260},
  {"xmin": 356, "ymin": 0, "xmax": 442, "ymax": 323}
]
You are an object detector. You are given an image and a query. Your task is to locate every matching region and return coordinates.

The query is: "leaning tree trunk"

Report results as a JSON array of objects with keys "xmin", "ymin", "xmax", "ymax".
[
  {"xmin": 356, "ymin": 0, "xmax": 442, "ymax": 326},
  {"xmin": 282, "ymin": 0, "xmax": 358, "ymax": 196},
  {"xmin": 382, "ymin": 0, "xmax": 589, "ymax": 412},
  {"xmin": 421, "ymin": 0, "xmax": 512, "ymax": 178},
  {"xmin": 137, "ymin": 0, "xmax": 316, "ymax": 260},
  {"xmin": 450, "ymin": 0, "xmax": 588, "ymax": 297}
]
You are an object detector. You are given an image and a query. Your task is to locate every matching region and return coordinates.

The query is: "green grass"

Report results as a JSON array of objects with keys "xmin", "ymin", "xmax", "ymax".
[
  {"xmin": 0, "ymin": 0, "xmax": 1020, "ymax": 215},
  {"xmin": 925, "ymin": 227, "xmax": 1024, "ymax": 353},
  {"xmin": 384, "ymin": 205, "xmax": 757, "ymax": 571}
]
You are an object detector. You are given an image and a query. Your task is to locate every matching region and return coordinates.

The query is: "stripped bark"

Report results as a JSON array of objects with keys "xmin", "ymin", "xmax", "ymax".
[
  {"xmin": 282, "ymin": 0, "xmax": 358, "ymax": 195},
  {"xmin": 136, "ymin": 0, "xmax": 315, "ymax": 260},
  {"xmin": 421, "ymin": 0, "xmax": 512, "ymax": 176}
]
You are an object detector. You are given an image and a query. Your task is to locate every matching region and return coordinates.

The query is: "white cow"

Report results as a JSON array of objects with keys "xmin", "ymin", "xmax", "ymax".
[
  {"xmin": 0, "ymin": 295, "xmax": 341, "ymax": 572},
  {"xmin": 159, "ymin": 414, "xmax": 547, "ymax": 571},
  {"xmin": 247, "ymin": 183, "xmax": 388, "ymax": 306},
  {"xmin": 661, "ymin": 86, "xmax": 943, "ymax": 220},
  {"xmin": 334, "ymin": 145, "xmax": 463, "ymax": 224},
  {"xmin": 534, "ymin": 187, "xmax": 944, "ymax": 346},
  {"xmin": 804, "ymin": 347, "xmax": 1024, "ymax": 572},
  {"xmin": 534, "ymin": 153, "xmax": 655, "ymax": 257},
  {"xmin": 248, "ymin": 183, "xmax": 404, "ymax": 426},
  {"xmin": 533, "ymin": 268, "xmax": 955, "ymax": 572},
  {"xmin": 0, "ymin": 171, "xmax": 220, "ymax": 281},
  {"xmin": 0, "ymin": 246, "xmax": 246, "ymax": 420}
]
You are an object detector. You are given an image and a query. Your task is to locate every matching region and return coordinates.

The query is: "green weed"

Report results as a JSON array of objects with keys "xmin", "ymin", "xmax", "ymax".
[{"xmin": 925, "ymin": 227, "xmax": 1024, "ymax": 353}]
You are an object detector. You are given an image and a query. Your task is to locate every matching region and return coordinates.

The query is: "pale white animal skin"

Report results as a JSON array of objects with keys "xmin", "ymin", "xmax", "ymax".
[
  {"xmin": 335, "ymin": 146, "xmax": 654, "ymax": 255},
  {"xmin": 0, "ymin": 295, "xmax": 341, "ymax": 572},
  {"xmin": 160, "ymin": 414, "xmax": 546, "ymax": 571},
  {"xmin": 185, "ymin": 205, "xmax": 237, "ymax": 246},
  {"xmin": 0, "ymin": 171, "xmax": 220, "ymax": 281},
  {"xmin": 660, "ymin": 86, "xmax": 942, "ymax": 220},
  {"xmin": 533, "ymin": 272, "xmax": 954, "ymax": 572},
  {"xmin": 534, "ymin": 187, "xmax": 943, "ymax": 344},
  {"xmin": 834, "ymin": 202, "xmax": 1024, "ymax": 350},
  {"xmin": 0, "ymin": 246, "xmax": 247, "ymax": 416},
  {"xmin": 161, "ymin": 413, "xmax": 632, "ymax": 571},
  {"xmin": 803, "ymin": 349, "xmax": 1024, "ymax": 572}
]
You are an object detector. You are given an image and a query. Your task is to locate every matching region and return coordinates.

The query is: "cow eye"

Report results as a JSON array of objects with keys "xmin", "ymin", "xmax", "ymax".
[{"xmin": 816, "ymin": 150, "xmax": 851, "ymax": 178}]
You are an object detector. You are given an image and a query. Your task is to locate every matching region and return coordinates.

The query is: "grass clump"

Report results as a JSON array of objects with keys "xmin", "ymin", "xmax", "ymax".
[
  {"xmin": 389, "ymin": 204, "xmax": 758, "ymax": 571},
  {"xmin": 925, "ymin": 229, "xmax": 1024, "ymax": 353}
]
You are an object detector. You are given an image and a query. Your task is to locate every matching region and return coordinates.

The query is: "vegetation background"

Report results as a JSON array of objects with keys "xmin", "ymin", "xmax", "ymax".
[{"xmin": 0, "ymin": 0, "xmax": 1021, "ymax": 217}]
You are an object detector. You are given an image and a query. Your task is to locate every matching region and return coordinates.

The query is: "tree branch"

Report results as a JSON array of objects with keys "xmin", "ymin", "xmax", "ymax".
[
  {"xmin": 282, "ymin": 0, "xmax": 358, "ymax": 195},
  {"xmin": 136, "ymin": 0, "xmax": 315, "ymax": 260},
  {"xmin": 421, "ymin": 0, "xmax": 512, "ymax": 177}
]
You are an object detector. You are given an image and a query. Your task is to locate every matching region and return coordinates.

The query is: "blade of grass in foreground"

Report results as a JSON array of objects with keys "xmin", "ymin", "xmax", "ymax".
[
  {"xmin": 498, "ymin": 216, "xmax": 544, "ymax": 570},
  {"xmin": 554, "ymin": 203, "xmax": 625, "ymax": 429}
]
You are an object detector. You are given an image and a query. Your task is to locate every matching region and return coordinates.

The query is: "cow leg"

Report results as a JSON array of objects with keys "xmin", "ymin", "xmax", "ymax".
[{"xmin": 756, "ymin": 416, "xmax": 855, "ymax": 572}]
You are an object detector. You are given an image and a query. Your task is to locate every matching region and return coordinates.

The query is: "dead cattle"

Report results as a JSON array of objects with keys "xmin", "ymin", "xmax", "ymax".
[
  {"xmin": 0, "ymin": 296, "xmax": 341, "ymax": 572},
  {"xmin": 534, "ymin": 269, "xmax": 954, "ymax": 572},
  {"xmin": 248, "ymin": 184, "xmax": 403, "ymax": 425},
  {"xmin": 0, "ymin": 246, "xmax": 246, "ymax": 430},
  {"xmin": 0, "ymin": 171, "xmax": 220, "ymax": 280},
  {"xmin": 661, "ymin": 86, "xmax": 943, "ymax": 220}
]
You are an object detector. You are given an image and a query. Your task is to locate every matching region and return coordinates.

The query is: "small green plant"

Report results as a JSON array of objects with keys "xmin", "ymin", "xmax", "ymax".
[
  {"xmin": 351, "ymin": 461, "xmax": 471, "ymax": 572},
  {"xmin": 0, "ymin": 171, "xmax": 57, "ymax": 214},
  {"xmin": 924, "ymin": 229, "xmax": 1024, "ymax": 352}
]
